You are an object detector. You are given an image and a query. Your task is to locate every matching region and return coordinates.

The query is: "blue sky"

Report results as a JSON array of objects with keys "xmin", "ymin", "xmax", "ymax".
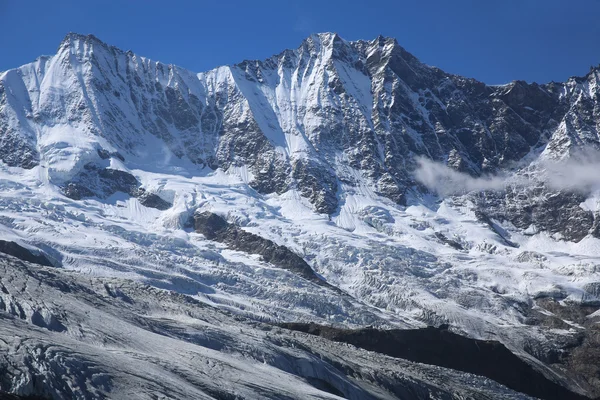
[{"xmin": 2, "ymin": 0, "xmax": 600, "ymax": 84}]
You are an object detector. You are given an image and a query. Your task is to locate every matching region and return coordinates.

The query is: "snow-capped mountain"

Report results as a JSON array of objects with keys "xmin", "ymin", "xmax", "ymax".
[{"xmin": 1, "ymin": 32, "xmax": 600, "ymax": 399}]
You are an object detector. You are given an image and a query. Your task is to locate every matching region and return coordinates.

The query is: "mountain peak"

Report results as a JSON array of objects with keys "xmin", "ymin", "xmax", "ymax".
[
  {"xmin": 301, "ymin": 32, "xmax": 346, "ymax": 49},
  {"xmin": 371, "ymin": 34, "xmax": 396, "ymax": 45},
  {"xmin": 310, "ymin": 32, "xmax": 340, "ymax": 41},
  {"xmin": 57, "ymin": 32, "xmax": 124, "ymax": 60},
  {"xmin": 59, "ymin": 32, "xmax": 103, "ymax": 49}
]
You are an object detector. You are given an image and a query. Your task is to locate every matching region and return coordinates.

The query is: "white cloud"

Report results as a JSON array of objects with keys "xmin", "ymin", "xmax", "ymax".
[
  {"xmin": 414, "ymin": 157, "xmax": 513, "ymax": 196},
  {"xmin": 414, "ymin": 151, "xmax": 600, "ymax": 196}
]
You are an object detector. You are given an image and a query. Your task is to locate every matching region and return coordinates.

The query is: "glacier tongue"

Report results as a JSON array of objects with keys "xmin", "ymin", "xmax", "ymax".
[{"xmin": 0, "ymin": 255, "xmax": 539, "ymax": 400}]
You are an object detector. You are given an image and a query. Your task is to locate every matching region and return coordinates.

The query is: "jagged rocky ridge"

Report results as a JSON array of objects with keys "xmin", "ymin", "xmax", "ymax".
[
  {"xmin": 2, "ymin": 33, "xmax": 599, "ymax": 217},
  {"xmin": 1, "ymin": 32, "xmax": 600, "ymax": 398}
]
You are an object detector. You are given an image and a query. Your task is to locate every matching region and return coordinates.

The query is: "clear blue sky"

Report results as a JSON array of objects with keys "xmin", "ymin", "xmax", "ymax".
[{"xmin": 2, "ymin": 0, "xmax": 600, "ymax": 84}]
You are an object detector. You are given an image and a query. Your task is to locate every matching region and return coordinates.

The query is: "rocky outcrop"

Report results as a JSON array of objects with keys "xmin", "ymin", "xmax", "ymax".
[
  {"xmin": 63, "ymin": 164, "xmax": 171, "ymax": 210},
  {"xmin": 521, "ymin": 298, "xmax": 600, "ymax": 398},
  {"xmin": 0, "ymin": 241, "xmax": 54, "ymax": 268},
  {"xmin": 280, "ymin": 323, "xmax": 591, "ymax": 400},
  {"xmin": 473, "ymin": 188, "xmax": 596, "ymax": 242},
  {"xmin": 193, "ymin": 212, "xmax": 330, "ymax": 286},
  {"xmin": 565, "ymin": 325, "xmax": 600, "ymax": 399}
]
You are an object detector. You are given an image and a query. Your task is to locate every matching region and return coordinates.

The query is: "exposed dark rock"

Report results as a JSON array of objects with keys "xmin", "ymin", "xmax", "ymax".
[
  {"xmin": 434, "ymin": 232, "xmax": 463, "ymax": 250},
  {"xmin": 0, "ymin": 241, "xmax": 54, "ymax": 268},
  {"xmin": 0, "ymin": 130, "xmax": 39, "ymax": 169},
  {"xmin": 534, "ymin": 299, "xmax": 599, "ymax": 325},
  {"xmin": 279, "ymin": 323, "xmax": 591, "ymax": 400},
  {"xmin": 135, "ymin": 189, "xmax": 172, "ymax": 211},
  {"xmin": 194, "ymin": 212, "xmax": 330, "ymax": 287},
  {"xmin": 193, "ymin": 212, "xmax": 229, "ymax": 240},
  {"xmin": 291, "ymin": 159, "xmax": 338, "ymax": 215},
  {"xmin": 0, "ymin": 391, "xmax": 49, "ymax": 400},
  {"xmin": 95, "ymin": 149, "xmax": 124, "ymax": 162},
  {"xmin": 62, "ymin": 166, "xmax": 172, "ymax": 210},
  {"xmin": 522, "ymin": 299, "xmax": 600, "ymax": 398},
  {"xmin": 0, "ymin": 79, "xmax": 40, "ymax": 169},
  {"xmin": 63, "ymin": 183, "xmax": 95, "ymax": 201},
  {"xmin": 96, "ymin": 149, "xmax": 111, "ymax": 160},
  {"xmin": 473, "ymin": 189, "xmax": 594, "ymax": 242},
  {"xmin": 96, "ymin": 168, "xmax": 139, "ymax": 193},
  {"xmin": 564, "ymin": 325, "xmax": 600, "ymax": 399}
]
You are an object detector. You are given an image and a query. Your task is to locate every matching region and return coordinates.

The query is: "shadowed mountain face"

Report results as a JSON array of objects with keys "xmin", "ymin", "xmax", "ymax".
[
  {"xmin": 280, "ymin": 323, "xmax": 591, "ymax": 400},
  {"xmin": 0, "ymin": 240, "xmax": 54, "ymax": 267},
  {"xmin": 2, "ymin": 32, "xmax": 600, "ymax": 399},
  {"xmin": 0, "ymin": 392, "xmax": 48, "ymax": 400}
]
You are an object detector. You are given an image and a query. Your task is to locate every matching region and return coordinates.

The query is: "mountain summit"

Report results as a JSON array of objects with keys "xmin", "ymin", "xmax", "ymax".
[{"xmin": 3, "ymin": 33, "xmax": 600, "ymax": 213}]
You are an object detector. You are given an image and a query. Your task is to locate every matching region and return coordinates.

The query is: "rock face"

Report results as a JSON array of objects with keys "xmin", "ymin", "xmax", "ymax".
[
  {"xmin": 193, "ymin": 212, "xmax": 328, "ymax": 286},
  {"xmin": 0, "ymin": 240, "xmax": 54, "ymax": 267},
  {"xmin": 2, "ymin": 33, "xmax": 600, "ymax": 219},
  {"xmin": 522, "ymin": 299, "xmax": 600, "ymax": 399},
  {"xmin": 63, "ymin": 164, "xmax": 172, "ymax": 210},
  {"xmin": 280, "ymin": 323, "xmax": 589, "ymax": 400},
  {"xmin": 473, "ymin": 188, "xmax": 596, "ymax": 242}
]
